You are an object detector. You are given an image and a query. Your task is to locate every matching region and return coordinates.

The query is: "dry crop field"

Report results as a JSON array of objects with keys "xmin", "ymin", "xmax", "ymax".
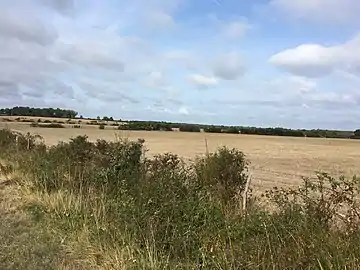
[{"xmin": 1, "ymin": 120, "xmax": 360, "ymax": 191}]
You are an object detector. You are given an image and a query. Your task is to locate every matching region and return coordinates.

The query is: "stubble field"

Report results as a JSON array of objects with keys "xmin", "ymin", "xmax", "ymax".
[{"xmin": 2, "ymin": 121, "xmax": 360, "ymax": 191}]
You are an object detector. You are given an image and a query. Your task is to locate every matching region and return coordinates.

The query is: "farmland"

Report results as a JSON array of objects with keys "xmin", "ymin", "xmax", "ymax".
[{"xmin": 1, "ymin": 119, "xmax": 360, "ymax": 191}]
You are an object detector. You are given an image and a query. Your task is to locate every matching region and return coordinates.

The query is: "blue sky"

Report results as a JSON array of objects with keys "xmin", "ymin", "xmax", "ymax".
[{"xmin": 0, "ymin": 0, "xmax": 360, "ymax": 130}]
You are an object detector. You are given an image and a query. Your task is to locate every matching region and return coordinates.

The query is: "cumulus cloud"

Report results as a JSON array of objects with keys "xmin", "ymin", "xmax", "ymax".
[
  {"xmin": 269, "ymin": 34, "xmax": 360, "ymax": 78},
  {"xmin": 188, "ymin": 74, "xmax": 218, "ymax": 88},
  {"xmin": 212, "ymin": 52, "xmax": 246, "ymax": 80},
  {"xmin": 269, "ymin": 44, "xmax": 336, "ymax": 77},
  {"xmin": 269, "ymin": 0, "xmax": 360, "ymax": 24}
]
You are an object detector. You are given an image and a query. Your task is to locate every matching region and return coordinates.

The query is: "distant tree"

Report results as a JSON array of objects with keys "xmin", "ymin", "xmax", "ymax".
[
  {"xmin": 224, "ymin": 126, "xmax": 239, "ymax": 134},
  {"xmin": 179, "ymin": 124, "xmax": 200, "ymax": 132},
  {"xmin": 102, "ymin": 116, "xmax": 114, "ymax": 121},
  {"xmin": 204, "ymin": 125, "xmax": 223, "ymax": 133},
  {"xmin": 0, "ymin": 106, "xmax": 78, "ymax": 118}
]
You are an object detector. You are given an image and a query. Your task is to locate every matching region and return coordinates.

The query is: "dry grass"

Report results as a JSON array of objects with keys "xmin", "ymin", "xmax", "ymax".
[
  {"xmin": 2, "ymin": 121, "xmax": 360, "ymax": 191},
  {"xmin": 0, "ymin": 163, "xmax": 58, "ymax": 269},
  {"xmin": 0, "ymin": 161, "xmax": 96, "ymax": 269}
]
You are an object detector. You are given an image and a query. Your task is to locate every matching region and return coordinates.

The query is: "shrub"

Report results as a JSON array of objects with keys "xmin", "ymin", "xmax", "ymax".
[
  {"xmin": 194, "ymin": 146, "xmax": 250, "ymax": 206},
  {"xmin": 224, "ymin": 126, "xmax": 239, "ymax": 134},
  {"xmin": 99, "ymin": 124, "xmax": 105, "ymax": 130},
  {"xmin": 73, "ymin": 125, "xmax": 81, "ymax": 128},
  {"xmin": 30, "ymin": 123, "xmax": 64, "ymax": 128},
  {"xmin": 265, "ymin": 172, "xmax": 360, "ymax": 231},
  {"xmin": 179, "ymin": 124, "xmax": 200, "ymax": 132},
  {"xmin": 204, "ymin": 125, "xmax": 223, "ymax": 133},
  {"xmin": 0, "ymin": 129, "xmax": 45, "ymax": 153}
]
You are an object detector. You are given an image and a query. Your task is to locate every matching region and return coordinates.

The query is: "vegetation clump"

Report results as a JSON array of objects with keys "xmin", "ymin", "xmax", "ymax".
[
  {"xmin": 30, "ymin": 122, "xmax": 65, "ymax": 128},
  {"xmin": 179, "ymin": 123, "xmax": 201, "ymax": 132},
  {"xmin": 1, "ymin": 128, "xmax": 360, "ymax": 268}
]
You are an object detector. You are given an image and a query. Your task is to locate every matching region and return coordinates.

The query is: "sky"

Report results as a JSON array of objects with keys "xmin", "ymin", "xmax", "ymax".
[{"xmin": 0, "ymin": 0, "xmax": 360, "ymax": 130}]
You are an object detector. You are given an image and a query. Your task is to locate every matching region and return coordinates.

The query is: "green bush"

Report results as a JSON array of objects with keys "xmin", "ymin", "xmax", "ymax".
[{"xmin": 194, "ymin": 147, "xmax": 250, "ymax": 206}]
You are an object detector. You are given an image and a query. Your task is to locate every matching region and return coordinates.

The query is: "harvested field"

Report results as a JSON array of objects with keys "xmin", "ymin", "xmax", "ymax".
[{"xmin": 2, "ymin": 121, "xmax": 360, "ymax": 191}]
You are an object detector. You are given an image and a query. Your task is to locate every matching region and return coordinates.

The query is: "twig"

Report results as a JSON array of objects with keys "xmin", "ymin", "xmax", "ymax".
[
  {"xmin": 242, "ymin": 174, "xmax": 252, "ymax": 212},
  {"xmin": 204, "ymin": 137, "xmax": 209, "ymax": 155}
]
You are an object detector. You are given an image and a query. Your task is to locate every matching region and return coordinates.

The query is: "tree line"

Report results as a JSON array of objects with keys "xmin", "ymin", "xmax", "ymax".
[
  {"xmin": 120, "ymin": 122, "xmax": 354, "ymax": 139},
  {"xmin": 1, "ymin": 106, "xmax": 357, "ymax": 139},
  {"xmin": 0, "ymin": 107, "xmax": 78, "ymax": 118}
]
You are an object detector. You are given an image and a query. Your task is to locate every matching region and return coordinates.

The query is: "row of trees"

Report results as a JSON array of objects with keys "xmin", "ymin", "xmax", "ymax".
[
  {"xmin": 119, "ymin": 121, "xmax": 172, "ymax": 131},
  {"xmin": 0, "ymin": 107, "xmax": 78, "ymax": 118},
  {"xmin": 1, "ymin": 106, "xmax": 356, "ymax": 139},
  {"xmin": 120, "ymin": 122, "xmax": 354, "ymax": 139}
]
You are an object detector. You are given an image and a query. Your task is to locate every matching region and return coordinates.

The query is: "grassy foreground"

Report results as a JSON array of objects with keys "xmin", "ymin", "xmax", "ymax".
[{"xmin": 1, "ymin": 129, "xmax": 360, "ymax": 269}]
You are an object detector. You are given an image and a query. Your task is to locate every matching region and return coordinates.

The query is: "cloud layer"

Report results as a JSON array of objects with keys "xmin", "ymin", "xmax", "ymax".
[{"xmin": 0, "ymin": 0, "xmax": 359, "ymax": 129}]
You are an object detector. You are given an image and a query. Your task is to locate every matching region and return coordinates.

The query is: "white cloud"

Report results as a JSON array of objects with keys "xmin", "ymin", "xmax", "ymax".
[
  {"xmin": 269, "ymin": 44, "xmax": 335, "ymax": 77},
  {"xmin": 59, "ymin": 42, "xmax": 125, "ymax": 71},
  {"xmin": 141, "ymin": 10, "xmax": 175, "ymax": 30},
  {"xmin": 269, "ymin": 0, "xmax": 360, "ymax": 24},
  {"xmin": 269, "ymin": 34, "xmax": 360, "ymax": 78},
  {"xmin": 268, "ymin": 75, "xmax": 317, "ymax": 94},
  {"xmin": 212, "ymin": 52, "xmax": 246, "ymax": 80},
  {"xmin": 188, "ymin": 74, "xmax": 218, "ymax": 88},
  {"xmin": 178, "ymin": 106, "xmax": 190, "ymax": 115},
  {"xmin": 222, "ymin": 21, "xmax": 249, "ymax": 39},
  {"xmin": 146, "ymin": 71, "xmax": 166, "ymax": 88}
]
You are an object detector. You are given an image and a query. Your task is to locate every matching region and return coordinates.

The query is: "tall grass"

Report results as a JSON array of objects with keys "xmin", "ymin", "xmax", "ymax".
[{"xmin": 1, "ymin": 128, "xmax": 360, "ymax": 269}]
